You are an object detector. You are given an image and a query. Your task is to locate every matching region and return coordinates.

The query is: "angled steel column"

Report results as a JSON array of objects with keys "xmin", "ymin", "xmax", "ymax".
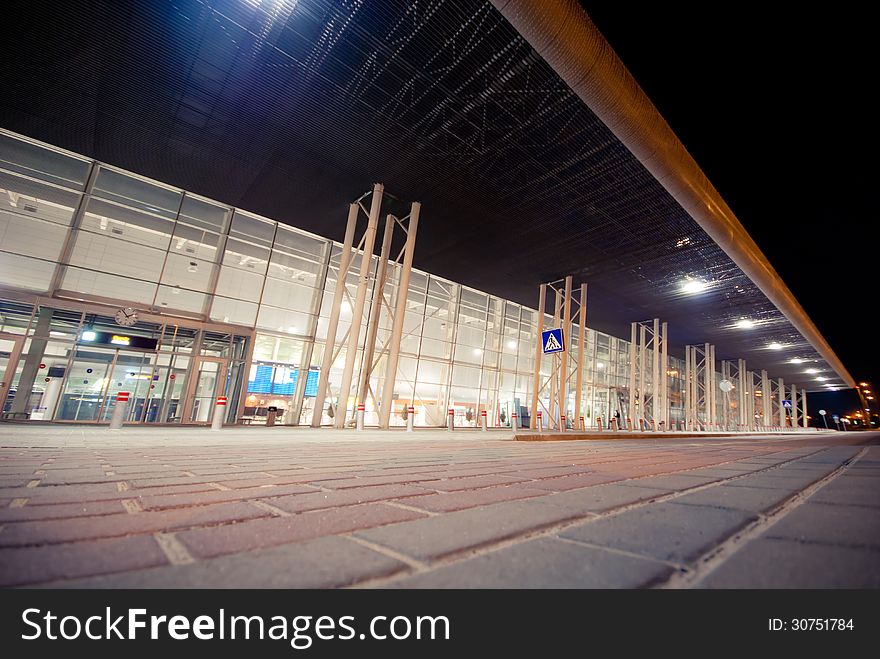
[
  {"xmin": 684, "ymin": 345, "xmax": 691, "ymax": 430},
  {"xmin": 558, "ymin": 275, "xmax": 572, "ymax": 429},
  {"xmin": 574, "ymin": 283, "xmax": 587, "ymax": 428},
  {"xmin": 790, "ymin": 385, "xmax": 799, "ymax": 427},
  {"xmin": 357, "ymin": 215, "xmax": 395, "ymax": 415},
  {"xmin": 549, "ymin": 288, "xmax": 561, "ymax": 428},
  {"xmin": 311, "ymin": 204, "xmax": 358, "ymax": 427},
  {"xmin": 738, "ymin": 359, "xmax": 747, "ymax": 427},
  {"xmin": 660, "ymin": 321, "xmax": 668, "ymax": 428},
  {"xmin": 629, "ymin": 322, "xmax": 637, "ymax": 424},
  {"xmin": 801, "ymin": 388, "xmax": 808, "ymax": 428},
  {"xmin": 708, "ymin": 343, "xmax": 716, "ymax": 426},
  {"xmin": 378, "ymin": 203, "xmax": 420, "ymax": 429},
  {"xmin": 336, "ymin": 184, "xmax": 383, "ymax": 428},
  {"xmin": 638, "ymin": 324, "xmax": 646, "ymax": 427},
  {"xmin": 778, "ymin": 377, "xmax": 785, "ymax": 426},
  {"xmin": 530, "ymin": 284, "xmax": 547, "ymax": 430},
  {"xmin": 761, "ymin": 370, "xmax": 770, "ymax": 428},
  {"xmin": 651, "ymin": 318, "xmax": 659, "ymax": 424}
]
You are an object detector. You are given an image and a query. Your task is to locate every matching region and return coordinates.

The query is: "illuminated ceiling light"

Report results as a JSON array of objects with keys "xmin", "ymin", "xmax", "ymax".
[
  {"xmin": 675, "ymin": 237, "xmax": 691, "ymax": 248},
  {"xmin": 287, "ymin": 326, "xmax": 298, "ymax": 334},
  {"xmin": 860, "ymin": 382, "xmax": 869, "ymax": 386},
  {"xmin": 341, "ymin": 301, "xmax": 351, "ymax": 313},
  {"xmin": 768, "ymin": 342, "xmax": 783, "ymax": 350},
  {"xmin": 735, "ymin": 319, "xmax": 755, "ymax": 329},
  {"xmin": 187, "ymin": 261, "xmax": 198, "ymax": 273},
  {"xmin": 81, "ymin": 331, "xmax": 97, "ymax": 341},
  {"xmin": 596, "ymin": 362, "xmax": 605, "ymax": 370},
  {"xmin": 507, "ymin": 340, "xmax": 517, "ymax": 349},
  {"xmin": 805, "ymin": 368, "xmax": 819, "ymax": 374},
  {"xmin": 816, "ymin": 376, "xmax": 828, "ymax": 381},
  {"xmin": 680, "ymin": 278, "xmax": 708, "ymax": 294},
  {"xmin": 473, "ymin": 348, "xmax": 482, "ymax": 356},
  {"xmin": 789, "ymin": 358, "xmax": 804, "ymax": 364}
]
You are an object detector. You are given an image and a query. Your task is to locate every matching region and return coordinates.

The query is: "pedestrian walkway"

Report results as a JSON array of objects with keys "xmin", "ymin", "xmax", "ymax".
[{"xmin": 0, "ymin": 426, "xmax": 876, "ymax": 588}]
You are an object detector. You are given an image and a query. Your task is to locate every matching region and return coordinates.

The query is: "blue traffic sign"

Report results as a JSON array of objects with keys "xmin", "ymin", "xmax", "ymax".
[
  {"xmin": 541, "ymin": 328, "xmax": 565, "ymax": 354},
  {"xmin": 782, "ymin": 400, "xmax": 792, "ymax": 409}
]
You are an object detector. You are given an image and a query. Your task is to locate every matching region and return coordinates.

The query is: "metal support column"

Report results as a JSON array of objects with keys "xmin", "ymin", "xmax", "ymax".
[
  {"xmin": 738, "ymin": 359, "xmax": 747, "ymax": 427},
  {"xmin": 357, "ymin": 215, "xmax": 395, "ymax": 417},
  {"xmin": 378, "ymin": 203, "xmax": 420, "ymax": 429},
  {"xmin": 790, "ymin": 385, "xmax": 799, "ymax": 427},
  {"xmin": 336, "ymin": 183, "xmax": 383, "ymax": 428},
  {"xmin": 558, "ymin": 276, "xmax": 572, "ymax": 429},
  {"xmin": 548, "ymin": 289, "xmax": 561, "ymax": 428},
  {"xmin": 801, "ymin": 388, "xmax": 808, "ymax": 428},
  {"xmin": 530, "ymin": 284, "xmax": 547, "ymax": 430},
  {"xmin": 777, "ymin": 378, "xmax": 785, "ymax": 427},
  {"xmin": 651, "ymin": 318, "xmax": 659, "ymax": 426},
  {"xmin": 573, "ymin": 283, "xmax": 587, "ymax": 429},
  {"xmin": 761, "ymin": 370, "xmax": 771, "ymax": 429},
  {"xmin": 629, "ymin": 322, "xmax": 637, "ymax": 424},
  {"xmin": 311, "ymin": 203, "xmax": 358, "ymax": 427},
  {"xmin": 660, "ymin": 321, "xmax": 668, "ymax": 428}
]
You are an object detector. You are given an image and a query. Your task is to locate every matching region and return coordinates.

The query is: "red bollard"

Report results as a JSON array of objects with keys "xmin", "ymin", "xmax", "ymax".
[
  {"xmin": 536, "ymin": 411, "xmax": 543, "ymax": 432},
  {"xmin": 560, "ymin": 414, "xmax": 566, "ymax": 432},
  {"xmin": 596, "ymin": 416, "xmax": 603, "ymax": 431}
]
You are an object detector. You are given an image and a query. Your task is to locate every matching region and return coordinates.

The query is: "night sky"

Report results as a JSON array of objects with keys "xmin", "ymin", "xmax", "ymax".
[{"xmin": 585, "ymin": 3, "xmax": 875, "ymax": 417}]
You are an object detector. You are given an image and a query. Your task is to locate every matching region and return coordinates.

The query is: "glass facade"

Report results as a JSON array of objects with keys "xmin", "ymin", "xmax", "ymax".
[{"xmin": 0, "ymin": 128, "xmax": 688, "ymax": 427}]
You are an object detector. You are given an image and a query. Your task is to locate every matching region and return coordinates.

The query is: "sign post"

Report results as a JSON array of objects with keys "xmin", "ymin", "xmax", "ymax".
[{"xmin": 818, "ymin": 409, "xmax": 828, "ymax": 429}]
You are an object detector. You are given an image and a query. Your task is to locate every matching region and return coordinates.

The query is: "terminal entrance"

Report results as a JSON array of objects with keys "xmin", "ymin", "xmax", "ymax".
[{"xmin": 2, "ymin": 304, "xmax": 249, "ymax": 425}]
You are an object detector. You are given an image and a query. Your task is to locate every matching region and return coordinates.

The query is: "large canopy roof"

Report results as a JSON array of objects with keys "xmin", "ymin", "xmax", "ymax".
[{"xmin": 0, "ymin": 0, "xmax": 850, "ymax": 390}]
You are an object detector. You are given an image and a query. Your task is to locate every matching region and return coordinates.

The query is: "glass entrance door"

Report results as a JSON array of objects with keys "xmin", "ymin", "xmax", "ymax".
[
  {"xmin": 142, "ymin": 353, "xmax": 190, "ymax": 423},
  {"xmin": 0, "ymin": 333, "xmax": 25, "ymax": 415},
  {"xmin": 189, "ymin": 357, "xmax": 227, "ymax": 423}
]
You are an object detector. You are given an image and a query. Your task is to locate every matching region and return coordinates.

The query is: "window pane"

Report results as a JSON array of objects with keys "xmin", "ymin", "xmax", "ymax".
[
  {"xmin": 92, "ymin": 167, "xmax": 181, "ymax": 220},
  {"xmin": 81, "ymin": 198, "xmax": 174, "ymax": 250},
  {"xmin": 230, "ymin": 210, "xmax": 275, "ymax": 247},
  {"xmin": 0, "ymin": 133, "xmax": 90, "ymax": 190},
  {"xmin": 178, "ymin": 195, "xmax": 229, "ymax": 233},
  {"xmin": 0, "ymin": 170, "xmax": 80, "ymax": 225}
]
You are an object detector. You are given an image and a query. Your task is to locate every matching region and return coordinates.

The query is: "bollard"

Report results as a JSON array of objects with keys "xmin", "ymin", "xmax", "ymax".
[
  {"xmin": 356, "ymin": 403, "xmax": 365, "ymax": 431},
  {"xmin": 210, "ymin": 395, "xmax": 226, "ymax": 431},
  {"xmin": 511, "ymin": 412, "xmax": 518, "ymax": 430},
  {"xmin": 108, "ymin": 391, "xmax": 130, "ymax": 430},
  {"xmin": 627, "ymin": 417, "xmax": 633, "ymax": 431},
  {"xmin": 407, "ymin": 406, "xmax": 415, "ymax": 432},
  {"xmin": 610, "ymin": 417, "xmax": 618, "ymax": 431},
  {"xmin": 650, "ymin": 419, "xmax": 656, "ymax": 432},
  {"xmin": 536, "ymin": 411, "xmax": 543, "ymax": 432},
  {"xmin": 559, "ymin": 415, "xmax": 566, "ymax": 432},
  {"xmin": 480, "ymin": 409, "xmax": 488, "ymax": 432},
  {"xmin": 447, "ymin": 408, "xmax": 455, "ymax": 431},
  {"xmin": 580, "ymin": 416, "xmax": 586, "ymax": 431},
  {"xmin": 596, "ymin": 416, "xmax": 603, "ymax": 431}
]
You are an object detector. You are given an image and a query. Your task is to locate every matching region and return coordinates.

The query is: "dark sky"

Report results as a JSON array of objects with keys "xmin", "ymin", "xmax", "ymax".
[{"xmin": 584, "ymin": 4, "xmax": 876, "ymax": 411}]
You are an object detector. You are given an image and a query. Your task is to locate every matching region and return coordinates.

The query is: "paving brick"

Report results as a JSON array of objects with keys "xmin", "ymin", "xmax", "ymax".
[
  {"xmin": 765, "ymin": 502, "xmax": 880, "ymax": 549},
  {"xmin": 809, "ymin": 477, "xmax": 880, "ymax": 508},
  {"xmin": 401, "ymin": 485, "xmax": 548, "ymax": 512},
  {"xmin": 430, "ymin": 474, "xmax": 529, "ymax": 491},
  {"xmin": 526, "ymin": 472, "xmax": 624, "ymax": 491},
  {"xmin": 559, "ymin": 502, "xmax": 757, "ymax": 564},
  {"xmin": 316, "ymin": 474, "xmax": 445, "ymax": 490},
  {"xmin": 672, "ymin": 484, "xmax": 795, "ymax": 513},
  {"xmin": 0, "ymin": 500, "xmax": 126, "ymax": 523},
  {"xmin": 504, "ymin": 466, "xmax": 592, "ymax": 479},
  {"xmin": 392, "ymin": 537, "xmax": 673, "ymax": 588},
  {"xmin": 723, "ymin": 472, "xmax": 824, "ymax": 492},
  {"xmin": 700, "ymin": 537, "xmax": 880, "ymax": 588},
  {"xmin": 533, "ymin": 483, "xmax": 670, "ymax": 514},
  {"xmin": 177, "ymin": 503, "xmax": 425, "ymax": 558},
  {"xmin": 624, "ymin": 474, "xmax": 723, "ymax": 491},
  {"xmin": 0, "ymin": 501, "xmax": 269, "ymax": 547},
  {"xmin": 137, "ymin": 483, "xmax": 319, "ymax": 510},
  {"xmin": 682, "ymin": 467, "xmax": 763, "ymax": 478},
  {"xmin": 0, "ymin": 535, "xmax": 169, "ymax": 587},
  {"xmin": 42, "ymin": 536, "xmax": 408, "ymax": 588},
  {"xmin": 354, "ymin": 498, "xmax": 592, "ymax": 562},
  {"xmin": 267, "ymin": 483, "xmax": 431, "ymax": 514}
]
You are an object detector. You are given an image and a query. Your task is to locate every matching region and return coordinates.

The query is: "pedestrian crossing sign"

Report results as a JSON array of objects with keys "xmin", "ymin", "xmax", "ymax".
[
  {"xmin": 541, "ymin": 328, "xmax": 565, "ymax": 354},
  {"xmin": 782, "ymin": 400, "xmax": 792, "ymax": 409}
]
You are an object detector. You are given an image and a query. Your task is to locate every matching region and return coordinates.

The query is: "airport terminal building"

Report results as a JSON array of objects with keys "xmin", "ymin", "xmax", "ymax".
[{"xmin": 1, "ymin": 129, "xmax": 655, "ymax": 428}]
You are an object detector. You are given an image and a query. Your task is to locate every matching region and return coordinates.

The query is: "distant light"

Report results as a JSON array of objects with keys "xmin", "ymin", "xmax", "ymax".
[
  {"xmin": 49, "ymin": 331, "xmax": 69, "ymax": 338},
  {"xmin": 341, "ymin": 301, "xmax": 351, "ymax": 313},
  {"xmin": 816, "ymin": 376, "xmax": 828, "ymax": 381},
  {"xmin": 287, "ymin": 326, "xmax": 298, "ymax": 334},
  {"xmin": 680, "ymin": 279, "xmax": 708, "ymax": 294},
  {"xmin": 81, "ymin": 331, "xmax": 97, "ymax": 341},
  {"xmin": 869, "ymin": 396, "xmax": 875, "ymax": 401},
  {"xmin": 507, "ymin": 340, "xmax": 517, "ymax": 349},
  {"xmin": 597, "ymin": 362, "xmax": 605, "ymax": 370},
  {"xmin": 473, "ymin": 348, "xmax": 482, "ymax": 356},
  {"xmin": 768, "ymin": 342, "xmax": 783, "ymax": 350},
  {"xmin": 805, "ymin": 368, "xmax": 819, "ymax": 374},
  {"xmin": 860, "ymin": 382, "xmax": 869, "ymax": 386},
  {"xmin": 789, "ymin": 358, "xmax": 804, "ymax": 364},
  {"xmin": 735, "ymin": 319, "xmax": 755, "ymax": 329},
  {"xmin": 675, "ymin": 237, "xmax": 691, "ymax": 248}
]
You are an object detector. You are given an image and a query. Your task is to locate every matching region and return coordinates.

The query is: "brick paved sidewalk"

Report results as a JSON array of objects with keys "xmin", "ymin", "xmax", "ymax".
[{"xmin": 1, "ymin": 426, "xmax": 877, "ymax": 588}]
